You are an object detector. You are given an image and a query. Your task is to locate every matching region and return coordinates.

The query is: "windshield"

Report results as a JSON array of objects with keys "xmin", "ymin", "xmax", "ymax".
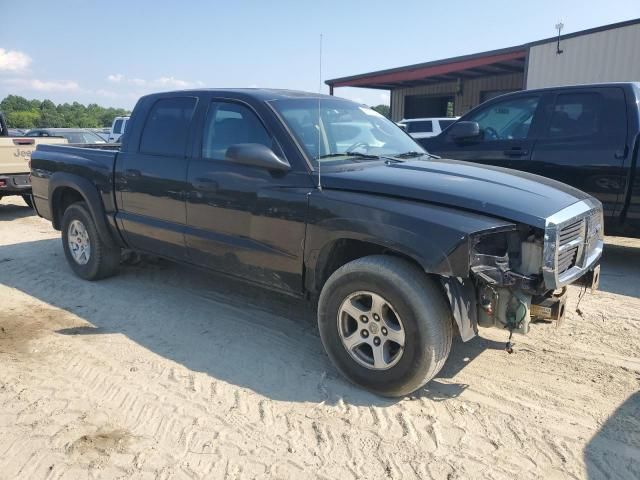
[
  {"xmin": 270, "ymin": 98, "xmax": 424, "ymax": 167},
  {"xmin": 60, "ymin": 131, "xmax": 105, "ymax": 143}
]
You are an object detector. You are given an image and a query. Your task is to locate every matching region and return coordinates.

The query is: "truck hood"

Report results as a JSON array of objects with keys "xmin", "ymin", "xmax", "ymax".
[{"xmin": 321, "ymin": 159, "xmax": 593, "ymax": 228}]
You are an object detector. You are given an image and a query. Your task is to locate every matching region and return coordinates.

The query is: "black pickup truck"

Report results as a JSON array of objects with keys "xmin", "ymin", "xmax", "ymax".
[
  {"xmin": 31, "ymin": 89, "xmax": 603, "ymax": 397},
  {"xmin": 420, "ymin": 82, "xmax": 640, "ymax": 238}
]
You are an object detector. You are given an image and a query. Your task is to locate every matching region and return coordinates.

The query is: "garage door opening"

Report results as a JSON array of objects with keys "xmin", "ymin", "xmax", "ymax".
[{"xmin": 404, "ymin": 95, "xmax": 454, "ymax": 119}]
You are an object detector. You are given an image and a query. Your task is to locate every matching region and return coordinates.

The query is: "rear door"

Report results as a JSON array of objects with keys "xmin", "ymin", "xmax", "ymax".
[
  {"xmin": 530, "ymin": 87, "xmax": 628, "ymax": 218},
  {"xmin": 116, "ymin": 96, "xmax": 198, "ymax": 259},
  {"xmin": 426, "ymin": 94, "xmax": 543, "ymax": 169}
]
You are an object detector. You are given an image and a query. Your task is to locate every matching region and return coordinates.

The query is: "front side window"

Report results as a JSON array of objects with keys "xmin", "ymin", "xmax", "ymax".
[
  {"xmin": 271, "ymin": 98, "xmax": 423, "ymax": 168},
  {"xmin": 406, "ymin": 121, "xmax": 432, "ymax": 133},
  {"xmin": 467, "ymin": 96, "xmax": 540, "ymax": 141},
  {"xmin": 547, "ymin": 93, "xmax": 601, "ymax": 138},
  {"xmin": 139, "ymin": 97, "xmax": 197, "ymax": 156},
  {"xmin": 202, "ymin": 102, "xmax": 272, "ymax": 160}
]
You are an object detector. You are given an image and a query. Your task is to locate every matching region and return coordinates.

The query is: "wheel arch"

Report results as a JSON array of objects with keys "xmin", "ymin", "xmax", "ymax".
[
  {"xmin": 310, "ymin": 237, "xmax": 426, "ymax": 294},
  {"xmin": 49, "ymin": 173, "xmax": 120, "ymax": 248},
  {"xmin": 308, "ymin": 234, "xmax": 477, "ymax": 342}
]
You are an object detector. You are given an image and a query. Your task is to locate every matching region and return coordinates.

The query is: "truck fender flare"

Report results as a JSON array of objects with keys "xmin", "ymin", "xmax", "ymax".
[
  {"xmin": 48, "ymin": 172, "xmax": 119, "ymax": 249},
  {"xmin": 440, "ymin": 277, "xmax": 478, "ymax": 342}
]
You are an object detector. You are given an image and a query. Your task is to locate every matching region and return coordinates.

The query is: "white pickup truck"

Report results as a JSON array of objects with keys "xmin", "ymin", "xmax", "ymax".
[{"xmin": 0, "ymin": 113, "xmax": 66, "ymax": 207}]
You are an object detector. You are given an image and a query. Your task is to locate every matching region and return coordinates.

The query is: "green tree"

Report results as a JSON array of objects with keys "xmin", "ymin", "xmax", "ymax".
[
  {"xmin": 1, "ymin": 95, "xmax": 131, "ymax": 128},
  {"xmin": 371, "ymin": 104, "xmax": 391, "ymax": 119},
  {"xmin": 5, "ymin": 110, "xmax": 39, "ymax": 129},
  {"xmin": 0, "ymin": 95, "xmax": 32, "ymax": 113}
]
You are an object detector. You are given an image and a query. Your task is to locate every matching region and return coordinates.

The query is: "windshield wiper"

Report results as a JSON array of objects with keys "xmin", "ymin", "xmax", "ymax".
[
  {"xmin": 393, "ymin": 151, "xmax": 440, "ymax": 159},
  {"xmin": 316, "ymin": 151, "xmax": 381, "ymax": 161}
]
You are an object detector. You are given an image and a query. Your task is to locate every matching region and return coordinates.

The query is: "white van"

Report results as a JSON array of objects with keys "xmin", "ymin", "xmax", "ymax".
[{"xmin": 108, "ymin": 116, "xmax": 130, "ymax": 143}]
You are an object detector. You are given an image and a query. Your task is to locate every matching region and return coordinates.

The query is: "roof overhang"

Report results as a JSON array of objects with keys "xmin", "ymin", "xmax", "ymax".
[
  {"xmin": 327, "ymin": 18, "xmax": 640, "ymax": 91},
  {"xmin": 326, "ymin": 47, "xmax": 527, "ymax": 90}
]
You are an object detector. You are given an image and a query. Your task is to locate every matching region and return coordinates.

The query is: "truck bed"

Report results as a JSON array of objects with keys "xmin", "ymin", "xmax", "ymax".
[{"xmin": 30, "ymin": 143, "xmax": 122, "ymax": 222}]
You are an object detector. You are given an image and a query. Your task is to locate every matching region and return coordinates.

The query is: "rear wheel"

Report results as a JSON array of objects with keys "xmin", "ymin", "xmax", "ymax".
[
  {"xmin": 318, "ymin": 255, "xmax": 453, "ymax": 397},
  {"xmin": 61, "ymin": 202, "xmax": 120, "ymax": 280}
]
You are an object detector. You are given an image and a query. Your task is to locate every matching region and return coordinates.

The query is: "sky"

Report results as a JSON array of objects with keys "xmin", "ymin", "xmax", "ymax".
[{"xmin": 1, "ymin": 0, "xmax": 639, "ymax": 110}]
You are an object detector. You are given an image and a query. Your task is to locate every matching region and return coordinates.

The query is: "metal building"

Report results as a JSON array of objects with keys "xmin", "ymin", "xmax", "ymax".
[{"xmin": 326, "ymin": 18, "xmax": 640, "ymax": 122}]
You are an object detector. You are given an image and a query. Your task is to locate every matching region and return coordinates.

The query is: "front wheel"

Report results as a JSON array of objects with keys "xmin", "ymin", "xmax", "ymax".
[
  {"xmin": 318, "ymin": 255, "xmax": 453, "ymax": 397},
  {"xmin": 61, "ymin": 202, "xmax": 120, "ymax": 280}
]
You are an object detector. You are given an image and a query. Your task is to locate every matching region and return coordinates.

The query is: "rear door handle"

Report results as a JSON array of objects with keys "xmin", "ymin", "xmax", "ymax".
[
  {"xmin": 614, "ymin": 146, "xmax": 629, "ymax": 159},
  {"xmin": 503, "ymin": 148, "xmax": 529, "ymax": 157},
  {"xmin": 125, "ymin": 168, "xmax": 141, "ymax": 177}
]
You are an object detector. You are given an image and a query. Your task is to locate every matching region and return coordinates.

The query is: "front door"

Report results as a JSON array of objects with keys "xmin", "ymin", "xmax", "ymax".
[
  {"xmin": 185, "ymin": 99, "xmax": 311, "ymax": 293},
  {"xmin": 117, "ymin": 96, "xmax": 197, "ymax": 260},
  {"xmin": 429, "ymin": 94, "xmax": 543, "ymax": 169}
]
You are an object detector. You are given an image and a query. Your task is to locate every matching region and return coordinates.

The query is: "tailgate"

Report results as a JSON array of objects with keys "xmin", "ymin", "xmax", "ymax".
[{"xmin": 0, "ymin": 138, "xmax": 67, "ymax": 174}]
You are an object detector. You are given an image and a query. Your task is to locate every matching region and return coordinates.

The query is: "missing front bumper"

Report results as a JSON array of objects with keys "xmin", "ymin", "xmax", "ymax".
[
  {"xmin": 574, "ymin": 264, "xmax": 601, "ymax": 292},
  {"xmin": 531, "ymin": 288, "xmax": 568, "ymax": 324}
]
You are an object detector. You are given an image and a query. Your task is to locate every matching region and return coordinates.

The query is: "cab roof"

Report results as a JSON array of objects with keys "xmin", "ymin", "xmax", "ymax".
[{"xmin": 140, "ymin": 88, "xmax": 341, "ymax": 103}]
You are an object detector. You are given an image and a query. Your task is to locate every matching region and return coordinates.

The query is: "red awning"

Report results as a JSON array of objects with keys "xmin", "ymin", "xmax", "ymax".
[{"xmin": 327, "ymin": 48, "xmax": 527, "ymax": 90}]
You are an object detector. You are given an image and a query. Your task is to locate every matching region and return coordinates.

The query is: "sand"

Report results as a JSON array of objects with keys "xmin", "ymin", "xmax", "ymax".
[{"xmin": 0, "ymin": 196, "xmax": 638, "ymax": 479}]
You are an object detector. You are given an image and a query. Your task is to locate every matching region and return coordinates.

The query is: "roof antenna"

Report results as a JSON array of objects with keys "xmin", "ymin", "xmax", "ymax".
[{"xmin": 317, "ymin": 33, "xmax": 323, "ymax": 191}]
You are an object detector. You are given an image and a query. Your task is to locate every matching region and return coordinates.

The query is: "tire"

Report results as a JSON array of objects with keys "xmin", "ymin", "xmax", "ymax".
[
  {"xmin": 22, "ymin": 194, "xmax": 33, "ymax": 208},
  {"xmin": 61, "ymin": 202, "xmax": 120, "ymax": 280},
  {"xmin": 318, "ymin": 255, "xmax": 453, "ymax": 397}
]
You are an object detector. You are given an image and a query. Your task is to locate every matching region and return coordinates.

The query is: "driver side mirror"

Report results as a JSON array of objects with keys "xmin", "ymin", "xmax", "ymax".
[
  {"xmin": 447, "ymin": 121, "xmax": 480, "ymax": 141},
  {"xmin": 225, "ymin": 143, "xmax": 291, "ymax": 172}
]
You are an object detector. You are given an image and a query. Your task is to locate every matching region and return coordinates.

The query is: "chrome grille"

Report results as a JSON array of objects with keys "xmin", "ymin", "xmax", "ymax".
[
  {"xmin": 584, "ymin": 209, "xmax": 602, "ymax": 258},
  {"xmin": 558, "ymin": 245, "xmax": 578, "ymax": 273},
  {"xmin": 559, "ymin": 219, "xmax": 583, "ymax": 244},
  {"xmin": 557, "ymin": 218, "xmax": 585, "ymax": 274},
  {"xmin": 542, "ymin": 199, "xmax": 604, "ymax": 290}
]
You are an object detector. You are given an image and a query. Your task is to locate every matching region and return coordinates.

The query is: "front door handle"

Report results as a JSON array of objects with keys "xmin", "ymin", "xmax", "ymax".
[
  {"xmin": 193, "ymin": 178, "xmax": 219, "ymax": 191},
  {"xmin": 167, "ymin": 190, "xmax": 185, "ymax": 200},
  {"xmin": 125, "ymin": 168, "xmax": 141, "ymax": 177},
  {"xmin": 503, "ymin": 148, "xmax": 529, "ymax": 157}
]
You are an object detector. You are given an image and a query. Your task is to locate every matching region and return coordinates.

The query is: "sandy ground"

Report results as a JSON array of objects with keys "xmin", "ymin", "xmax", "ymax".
[{"xmin": 0, "ymin": 196, "xmax": 638, "ymax": 480}]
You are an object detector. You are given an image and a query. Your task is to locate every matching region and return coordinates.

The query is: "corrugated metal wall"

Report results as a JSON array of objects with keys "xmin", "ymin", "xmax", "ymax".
[
  {"xmin": 526, "ymin": 23, "xmax": 640, "ymax": 89},
  {"xmin": 390, "ymin": 73, "xmax": 524, "ymax": 121}
]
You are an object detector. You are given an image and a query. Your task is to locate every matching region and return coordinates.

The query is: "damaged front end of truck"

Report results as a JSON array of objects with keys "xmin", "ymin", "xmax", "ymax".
[{"xmin": 445, "ymin": 199, "xmax": 604, "ymax": 343}]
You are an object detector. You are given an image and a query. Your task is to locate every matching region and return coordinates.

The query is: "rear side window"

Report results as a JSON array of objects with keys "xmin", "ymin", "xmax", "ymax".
[
  {"xmin": 547, "ymin": 93, "xmax": 601, "ymax": 137},
  {"xmin": 406, "ymin": 121, "xmax": 432, "ymax": 133},
  {"xmin": 202, "ymin": 101, "xmax": 271, "ymax": 160},
  {"xmin": 140, "ymin": 97, "xmax": 197, "ymax": 156},
  {"xmin": 112, "ymin": 119, "xmax": 123, "ymax": 134}
]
